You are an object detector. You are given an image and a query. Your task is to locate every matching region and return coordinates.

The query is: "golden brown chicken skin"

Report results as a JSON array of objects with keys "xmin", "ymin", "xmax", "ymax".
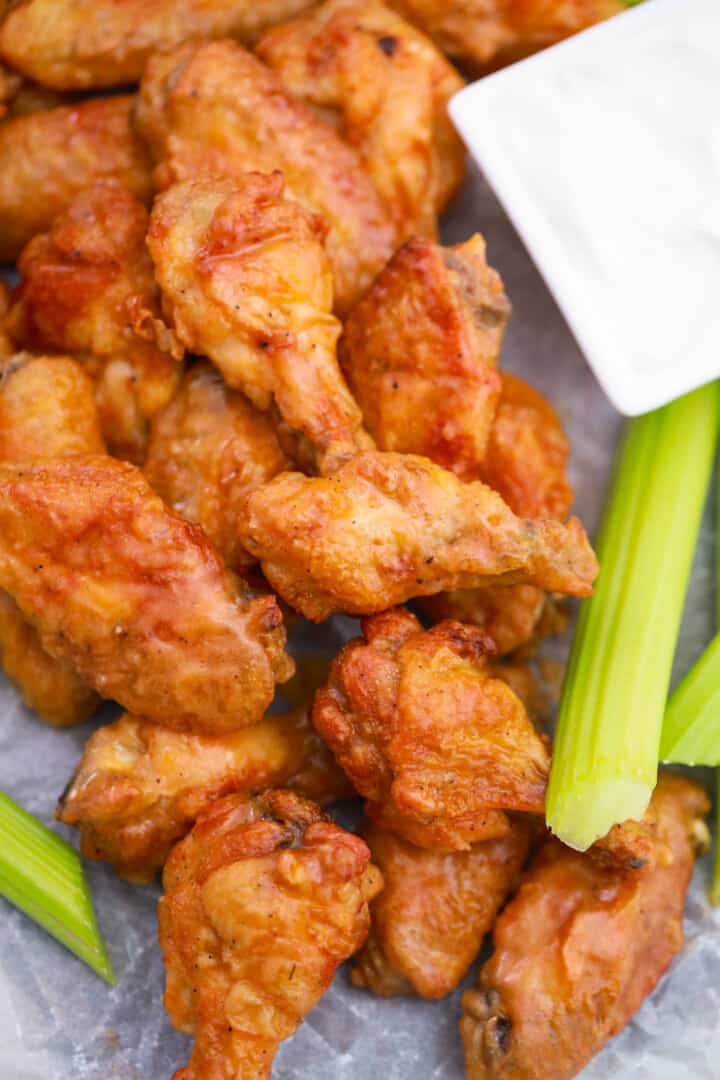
[
  {"xmin": 352, "ymin": 819, "xmax": 531, "ymax": 999},
  {"xmin": 148, "ymin": 174, "xmax": 370, "ymax": 474},
  {"xmin": 0, "ymin": 95, "xmax": 152, "ymax": 263},
  {"xmin": 420, "ymin": 373, "xmax": 574, "ymax": 653},
  {"xmin": 0, "ymin": 0, "xmax": 319, "ymax": 90},
  {"xmin": 461, "ymin": 774, "xmax": 710, "ymax": 1080},
  {"xmin": 0, "ymin": 455, "xmax": 293, "ymax": 732},
  {"xmin": 144, "ymin": 363, "xmax": 289, "ymax": 572},
  {"xmin": 386, "ymin": 0, "xmax": 623, "ymax": 75},
  {"xmin": 0, "ymin": 354, "xmax": 103, "ymax": 727},
  {"xmin": 341, "ymin": 235, "xmax": 509, "ymax": 480},
  {"xmin": 257, "ymin": 0, "xmax": 465, "ymax": 238},
  {"xmin": 0, "ymin": 63, "xmax": 73, "ymax": 119},
  {"xmin": 58, "ymin": 705, "xmax": 351, "ymax": 883},
  {"xmin": 7, "ymin": 183, "xmax": 182, "ymax": 463},
  {"xmin": 239, "ymin": 451, "xmax": 598, "ymax": 621},
  {"xmin": 313, "ymin": 609, "xmax": 551, "ymax": 849},
  {"xmin": 136, "ymin": 39, "xmax": 395, "ymax": 314},
  {"xmin": 160, "ymin": 789, "xmax": 382, "ymax": 1080}
]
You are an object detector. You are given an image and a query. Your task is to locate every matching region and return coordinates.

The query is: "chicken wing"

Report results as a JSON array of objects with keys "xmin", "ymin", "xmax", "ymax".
[
  {"xmin": 239, "ymin": 451, "xmax": 598, "ymax": 620},
  {"xmin": 460, "ymin": 773, "xmax": 710, "ymax": 1080},
  {"xmin": 0, "ymin": 63, "xmax": 73, "ymax": 119},
  {"xmin": 0, "ymin": 455, "xmax": 293, "ymax": 732},
  {"xmin": 313, "ymin": 609, "xmax": 551, "ymax": 849},
  {"xmin": 148, "ymin": 174, "xmax": 369, "ymax": 474},
  {"xmin": 420, "ymin": 373, "xmax": 574, "ymax": 653},
  {"xmin": 257, "ymin": 0, "xmax": 465, "ymax": 238},
  {"xmin": 386, "ymin": 0, "xmax": 623, "ymax": 75},
  {"xmin": 340, "ymin": 235, "xmax": 509, "ymax": 480},
  {"xmin": 58, "ymin": 705, "xmax": 351, "ymax": 883},
  {"xmin": 0, "ymin": 354, "xmax": 103, "ymax": 726},
  {"xmin": 136, "ymin": 39, "xmax": 395, "ymax": 314},
  {"xmin": 352, "ymin": 820, "xmax": 531, "ymax": 999},
  {"xmin": 144, "ymin": 363, "xmax": 289, "ymax": 572},
  {"xmin": 7, "ymin": 182, "xmax": 182, "ymax": 462},
  {"xmin": 0, "ymin": 0, "xmax": 318, "ymax": 90},
  {"xmin": 0, "ymin": 95, "xmax": 152, "ymax": 263},
  {"xmin": 159, "ymin": 789, "xmax": 382, "ymax": 1080}
]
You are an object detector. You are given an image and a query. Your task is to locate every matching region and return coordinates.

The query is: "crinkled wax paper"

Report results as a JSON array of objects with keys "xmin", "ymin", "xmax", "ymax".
[{"xmin": 1, "ymin": 165, "xmax": 719, "ymax": 1080}]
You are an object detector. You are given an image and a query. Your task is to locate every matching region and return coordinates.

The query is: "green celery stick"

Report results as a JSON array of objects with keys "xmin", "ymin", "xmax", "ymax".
[
  {"xmin": 0, "ymin": 791, "xmax": 114, "ymax": 983},
  {"xmin": 546, "ymin": 382, "xmax": 720, "ymax": 851},
  {"xmin": 660, "ymin": 634, "xmax": 720, "ymax": 763}
]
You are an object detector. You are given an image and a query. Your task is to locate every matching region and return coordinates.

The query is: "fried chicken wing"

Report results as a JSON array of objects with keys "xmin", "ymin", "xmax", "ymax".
[
  {"xmin": 313, "ymin": 609, "xmax": 551, "ymax": 849},
  {"xmin": 0, "ymin": 456, "xmax": 293, "ymax": 732},
  {"xmin": 240, "ymin": 452, "xmax": 598, "ymax": 620},
  {"xmin": 58, "ymin": 705, "xmax": 351, "ymax": 883},
  {"xmin": 144, "ymin": 363, "xmax": 289, "ymax": 572},
  {"xmin": 0, "ymin": 354, "xmax": 103, "ymax": 726},
  {"xmin": 352, "ymin": 820, "xmax": 531, "ymax": 999},
  {"xmin": 257, "ymin": 0, "xmax": 465, "ymax": 238},
  {"xmin": 386, "ymin": 0, "xmax": 623, "ymax": 74},
  {"xmin": 160, "ymin": 789, "xmax": 382, "ymax": 1080},
  {"xmin": 461, "ymin": 774, "xmax": 710, "ymax": 1080},
  {"xmin": 0, "ymin": 95, "xmax": 152, "ymax": 263},
  {"xmin": 0, "ymin": 63, "xmax": 72, "ymax": 119},
  {"xmin": 148, "ymin": 174, "xmax": 369, "ymax": 474},
  {"xmin": 341, "ymin": 235, "xmax": 509, "ymax": 480},
  {"xmin": 0, "ymin": 0, "xmax": 318, "ymax": 91},
  {"xmin": 7, "ymin": 183, "xmax": 182, "ymax": 462},
  {"xmin": 136, "ymin": 39, "xmax": 395, "ymax": 314},
  {"xmin": 420, "ymin": 373, "xmax": 574, "ymax": 653}
]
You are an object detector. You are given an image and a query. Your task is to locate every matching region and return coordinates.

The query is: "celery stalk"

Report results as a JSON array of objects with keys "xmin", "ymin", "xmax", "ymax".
[
  {"xmin": 0, "ymin": 791, "xmax": 114, "ymax": 983},
  {"xmin": 546, "ymin": 383, "xmax": 720, "ymax": 851},
  {"xmin": 660, "ymin": 633, "xmax": 720, "ymax": 763}
]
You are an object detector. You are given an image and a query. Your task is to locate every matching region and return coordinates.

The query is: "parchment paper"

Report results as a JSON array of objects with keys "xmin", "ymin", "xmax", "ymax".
[{"xmin": 1, "ymin": 164, "xmax": 719, "ymax": 1080}]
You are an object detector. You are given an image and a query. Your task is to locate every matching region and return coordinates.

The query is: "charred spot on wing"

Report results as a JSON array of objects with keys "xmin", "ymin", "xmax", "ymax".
[{"xmin": 377, "ymin": 35, "xmax": 397, "ymax": 56}]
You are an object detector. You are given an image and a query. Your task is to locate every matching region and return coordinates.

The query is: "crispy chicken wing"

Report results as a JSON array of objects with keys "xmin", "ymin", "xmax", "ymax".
[
  {"xmin": 0, "ymin": 456, "xmax": 293, "ymax": 732},
  {"xmin": 240, "ymin": 451, "xmax": 598, "ymax": 620},
  {"xmin": 144, "ymin": 363, "xmax": 289, "ymax": 572},
  {"xmin": 0, "ymin": 0, "xmax": 318, "ymax": 90},
  {"xmin": 420, "ymin": 373, "xmax": 574, "ymax": 653},
  {"xmin": 352, "ymin": 820, "xmax": 531, "ymax": 999},
  {"xmin": 0, "ymin": 354, "xmax": 103, "ymax": 726},
  {"xmin": 313, "ymin": 609, "xmax": 551, "ymax": 849},
  {"xmin": 0, "ymin": 63, "xmax": 72, "ymax": 119},
  {"xmin": 461, "ymin": 774, "xmax": 710, "ymax": 1080},
  {"xmin": 257, "ymin": 0, "xmax": 465, "ymax": 238},
  {"xmin": 136, "ymin": 39, "xmax": 395, "ymax": 314},
  {"xmin": 160, "ymin": 789, "xmax": 382, "ymax": 1080},
  {"xmin": 58, "ymin": 705, "xmax": 351, "ymax": 883},
  {"xmin": 386, "ymin": 0, "xmax": 623, "ymax": 74},
  {"xmin": 148, "ymin": 174, "xmax": 369, "ymax": 474},
  {"xmin": 0, "ymin": 95, "xmax": 152, "ymax": 263},
  {"xmin": 7, "ymin": 183, "xmax": 182, "ymax": 462},
  {"xmin": 341, "ymin": 235, "xmax": 509, "ymax": 480}
]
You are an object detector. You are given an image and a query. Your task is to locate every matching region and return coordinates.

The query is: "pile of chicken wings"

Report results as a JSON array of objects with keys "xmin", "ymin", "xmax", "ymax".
[{"xmin": 0, "ymin": 3, "xmax": 708, "ymax": 1079}]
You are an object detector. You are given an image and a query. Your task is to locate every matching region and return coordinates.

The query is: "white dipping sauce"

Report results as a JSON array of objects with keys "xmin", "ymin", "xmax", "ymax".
[{"xmin": 450, "ymin": 0, "xmax": 720, "ymax": 415}]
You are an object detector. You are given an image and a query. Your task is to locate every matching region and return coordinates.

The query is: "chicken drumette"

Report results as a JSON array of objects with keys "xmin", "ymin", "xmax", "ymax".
[
  {"xmin": 0, "ymin": 354, "xmax": 103, "ymax": 726},
  {"xmin": 340, "ymin": 235, "xmax": 509, "ymax": 479},
  {"xmin": 0, "ymin": 456, "xmax": 293, "ymax": 732},
  {"xmin": 239, "ymin": 451, "xmax": 597, "ymax": 620},
  {"xmin": 0, "ymin": 0, "xmax": 318, "ymax": 90},
  {"xmin": 352, "ymin": 819, "xmax": 531, "ymax": 999},
  {"xmin": 0, "ymin": 96, "xmax": 152, "ymax": 263},
  {"xmin": 136, "ymin": 39, "xmax": 394, "ymax": 314},
  {"xmin": 461, "ymin": 773, "xmax": 710, "ymax": 1080},
  {"xmin": 313, "ymin": 608, "xmax": 550, "ymax": 849},
  {"xmin": 148, "ymin": 173, "xmax": 370, "ymax": 474},
  {"xmin": 160, "ymin": 789, "xmax": 382, "ymax": 1080},
  {"xmin": 58, "ymin": 702, "xmax": 351, "ymax": 883},
  {"xmin": 257, "ymin": 0, "xmax": 465, "ymax": 239},
  {"xmin": 7, "ymin": 182, "xmax": 182, "ymax": 462},
  {"xmin": 144, "ymin": 362, "xmax": 289, "ymax": 572}
]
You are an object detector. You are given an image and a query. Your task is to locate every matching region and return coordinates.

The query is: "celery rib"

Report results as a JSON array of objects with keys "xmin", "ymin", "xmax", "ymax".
[
  {"xmin": 660, "ymin": 633, "xmax": 720, "ymax": 764},
  {"xmin": 0, "ymin": 791, "xmax": 114, "ymax": 983},
  {"xmin": 546, "ymin": 383, "xmax": 720, "ymax": 851}
]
